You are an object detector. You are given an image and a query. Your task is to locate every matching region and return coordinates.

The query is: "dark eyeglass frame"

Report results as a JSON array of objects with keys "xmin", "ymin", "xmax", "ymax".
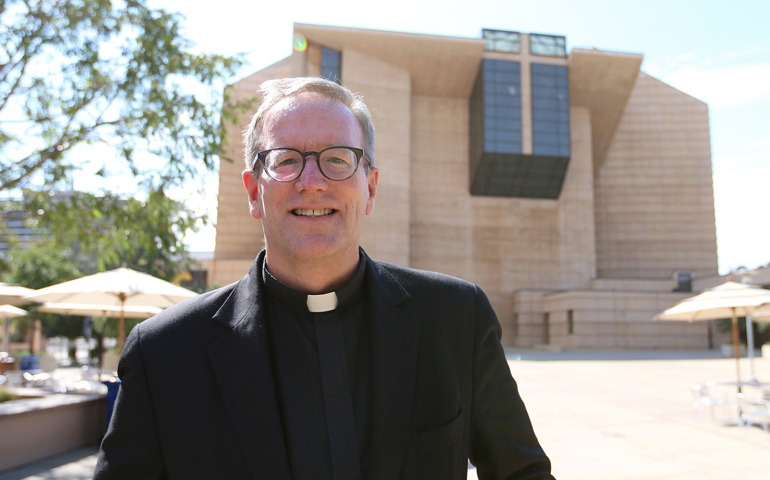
[{"xmin": 253, "ymin": 146, "xmax": 369, "ymax": 182}]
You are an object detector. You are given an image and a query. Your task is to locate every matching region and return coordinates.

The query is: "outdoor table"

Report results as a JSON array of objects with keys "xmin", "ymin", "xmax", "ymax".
[{"xmin": 708, "ymin": 380, "xmax": 770, "ymax": 425}]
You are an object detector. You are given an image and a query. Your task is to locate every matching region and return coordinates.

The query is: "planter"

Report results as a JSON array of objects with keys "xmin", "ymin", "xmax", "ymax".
[
  {"xmin": 0, "ymin": 394, "xmax": 106, "ymax": 473},
  {"xmin": 720, "ymin": 343, "xmax": 747, "ymax": 358},
  {"xmin": 762, "ymin": 344, "xmax": 770, "ymax": 360}
]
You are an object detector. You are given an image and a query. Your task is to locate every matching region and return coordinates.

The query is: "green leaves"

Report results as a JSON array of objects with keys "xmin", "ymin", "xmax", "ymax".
[
  {"xmin": 19, "ymin": 187, "xmax": 201, "ymax": 280},
  {"xmin": 0, "ymin": 0, "xmax": 244, "ymax": 191}
]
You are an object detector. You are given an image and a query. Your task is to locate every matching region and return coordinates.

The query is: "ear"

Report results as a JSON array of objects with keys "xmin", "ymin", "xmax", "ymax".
[
  {"xmin": 365, "ymin": 167, "xmax": 379, "ymax": 216},
  {"xmin": 242, "ymin": 169, "xmax": 263, "ymax": 220}
]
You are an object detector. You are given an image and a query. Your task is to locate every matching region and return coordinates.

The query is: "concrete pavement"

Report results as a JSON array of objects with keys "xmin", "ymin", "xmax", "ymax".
[{"xmin": 1, "ymin": 349, "xmax": 768, "ymax": 479}]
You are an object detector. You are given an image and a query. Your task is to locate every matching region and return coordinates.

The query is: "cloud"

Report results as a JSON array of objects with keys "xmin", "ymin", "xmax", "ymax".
[{"xmin": 663, "ymin": 63, "xmax": 770, "ymax": 108}]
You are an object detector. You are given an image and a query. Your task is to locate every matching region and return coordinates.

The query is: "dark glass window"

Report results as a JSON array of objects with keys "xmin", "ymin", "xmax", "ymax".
[
  {"xmin": 530, "ymin": 34, "xmax": 567, "ymax": 57},
  {"xmin": 482, "ymin": 29, "xmax": 521, "ymax": 53},
  {"xmin": 531, "ymin": 63, "xmax": 570, "ymax": 157},
  {"xmin": 674, "ymin": 272, "xmax": 693, "ymax": 292},
  {"xmin": 321, "ymin": 46, "xmax": 341, "ymax": 83},
  {"xmin": 482, "ymin": 59, "xmax": 522, "ymax": 154},
  {"xmin": 469, "ymin": 58, "xmax": 570, "ymax": 199}
]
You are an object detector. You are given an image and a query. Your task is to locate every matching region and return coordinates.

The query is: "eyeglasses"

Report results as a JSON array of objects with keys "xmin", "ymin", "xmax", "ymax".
[{"xmin": 253, "ymin": 146, "xmax": 368, "ymax": 182}]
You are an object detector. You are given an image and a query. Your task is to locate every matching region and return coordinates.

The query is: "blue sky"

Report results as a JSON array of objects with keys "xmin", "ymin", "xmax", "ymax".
[{"xmin": 142, "ymin": 0, "xmax": 769, "ymax": 274}]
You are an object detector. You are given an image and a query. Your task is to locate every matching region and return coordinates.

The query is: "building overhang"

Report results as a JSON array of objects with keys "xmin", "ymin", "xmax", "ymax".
[
  {"xmin": 568, "ymin": 48, "xmax": 643, "ymax": 174},
  {"xmin": 295, "ymin": 24, "xmax": 486, "ymax": 98}
]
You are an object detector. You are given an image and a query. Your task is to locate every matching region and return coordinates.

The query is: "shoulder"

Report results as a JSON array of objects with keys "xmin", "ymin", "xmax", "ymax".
[
  {"xmin": 131, "ymin": 281, "xmax": 238, "ymax": 342},
  {"xmin": 370, "ymin": 258, "xmax": 481, "ymax": 301},
  {"xmin": 365, "ymin": 256, "xmax": 498, "ymax": 328}
]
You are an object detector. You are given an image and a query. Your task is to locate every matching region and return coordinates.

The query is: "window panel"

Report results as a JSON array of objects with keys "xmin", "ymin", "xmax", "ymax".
[
  {"xmin": 532, "ymin": 63, "xmax": 570, "ymax": 157},
  {"xmin": 534, "ymin": 144, "xmax": 559, "ymax": 156},
  {"xmin": 496, "ymin": 106, "xmax": 520, "ymax": 119},
  {"xmin": 320, "ymin": 46, "xmax": 341, "ymax": 83},
  {"xmin": 532, "ymin": 86, "xmax": 559, "ymax": 98},
  {"xmin": 534, "ymin": 121, "xmax": 561, "ymax": 134},
  {"xmin": 483, "ymin": 29, "xmax": 521, "ymax": 53},
  {"xmin": 530, "ymin": 34, "xmax": 567, "ymax": 57}
]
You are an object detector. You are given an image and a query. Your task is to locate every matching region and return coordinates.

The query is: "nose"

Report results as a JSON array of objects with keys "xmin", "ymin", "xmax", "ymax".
[{"xmin": 294, "ymin": 155, "xmax": 328, "ymax": 191}]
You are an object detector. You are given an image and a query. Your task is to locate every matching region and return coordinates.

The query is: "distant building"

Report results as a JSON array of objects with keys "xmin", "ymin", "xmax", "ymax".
[
  {"xmin": 212, "ymin": 24, "xmax": 718, "ymax": 349},
  {"xmin": 0, "ymin": 202, "xmax": 41, "ymax": 255}
]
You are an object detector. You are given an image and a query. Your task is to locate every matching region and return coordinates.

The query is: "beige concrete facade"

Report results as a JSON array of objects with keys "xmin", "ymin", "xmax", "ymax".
[{"xmin": 212, "ymin": 24, "xmax": 719, "ymax": 349}]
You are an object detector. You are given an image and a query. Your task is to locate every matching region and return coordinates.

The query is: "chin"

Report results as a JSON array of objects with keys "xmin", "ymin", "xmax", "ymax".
[{"xmin": 287, "ymin": 237, "xmax": 350, "ymax": 261}]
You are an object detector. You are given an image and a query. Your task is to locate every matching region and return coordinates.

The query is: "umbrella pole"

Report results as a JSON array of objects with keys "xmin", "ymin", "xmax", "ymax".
[
  {"xmin": 746, "ymin": 315, "xmax": 756, "ymax": 383},
  {"xmin": 2, "ymin": 317, "xmax": 9, "ymax": 353},
  {"xmin": 117, "ymin": 293, "xmax": 126, "ymax": 354},
  {"xmin": 731, "ymin": 310, "xmax": 742, "ymax": 395}
]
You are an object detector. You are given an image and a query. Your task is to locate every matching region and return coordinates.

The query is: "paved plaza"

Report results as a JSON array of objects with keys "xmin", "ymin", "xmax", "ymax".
[{"xmin": 1, "ymin": 349, "xmax": 768, "ymax": 480}]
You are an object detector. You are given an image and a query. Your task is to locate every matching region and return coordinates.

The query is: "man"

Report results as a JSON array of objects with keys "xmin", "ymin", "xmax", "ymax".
[{"xmin": 94, "ymin": 77, "xmax": 554, "ymax": 480}]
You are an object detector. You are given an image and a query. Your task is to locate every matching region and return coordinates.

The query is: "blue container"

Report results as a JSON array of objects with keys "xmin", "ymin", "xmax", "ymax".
[
  {"xmin": 102, "ymin": 378, "xmax": 122, "ymax": 432},
  {"xmin": 20, "ymin": 354, "xmax": 40, "ymax": 371}
]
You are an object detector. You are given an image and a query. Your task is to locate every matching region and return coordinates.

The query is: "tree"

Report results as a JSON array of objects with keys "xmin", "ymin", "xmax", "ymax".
[
  {"xmin": 0, "ymin": 0, "xmax": 245, "ymax": 191},
  {"xmin": 2, "ymin": 187, "xmax": 201, "ymax": 340},
  {"xmin": 22, "ymin": 187, "xmax": 201, "ymax": 281}
]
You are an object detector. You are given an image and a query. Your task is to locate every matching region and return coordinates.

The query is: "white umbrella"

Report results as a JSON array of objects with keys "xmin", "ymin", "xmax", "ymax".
[
  {"xmin": 752, "ymin": 303, "xmax": 770, "ymax": 319},
  {"xmin": 0, "ymin": 304, "xmax": 28, "ymax": 353},
  {"xmin": 655, "ymin": 281, "xmax": 770, "ymax": 385},
  {"xmin": 24, "ymin": 268, "xmax": 197, "ymax": 351},
  {"xmin": 0, "ymin": 283, "xmax": 36, "ymax": 306},
  {"xmin": 36, "ymin": 303, "xmax": 162, "ymax": 319}
]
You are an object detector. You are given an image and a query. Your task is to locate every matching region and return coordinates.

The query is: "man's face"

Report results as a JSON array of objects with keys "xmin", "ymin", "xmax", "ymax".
[{"xmin": 242, "ymin": 93, "xmax": 379, "ymax": 265}]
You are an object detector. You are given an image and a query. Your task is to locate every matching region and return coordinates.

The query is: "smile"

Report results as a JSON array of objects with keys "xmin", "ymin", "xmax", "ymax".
[{"xmin": 292, "ymin": 208, "xmax": 336, "ymax": 218}]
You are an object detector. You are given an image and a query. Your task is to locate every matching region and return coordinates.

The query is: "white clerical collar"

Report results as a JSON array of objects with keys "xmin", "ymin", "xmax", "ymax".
[{"xmin": 306, "ymin": 292, "xmax": 338, "ymax": 313}]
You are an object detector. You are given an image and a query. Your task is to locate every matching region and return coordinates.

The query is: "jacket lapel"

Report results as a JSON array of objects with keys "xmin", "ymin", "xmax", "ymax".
[
  {"xmin": 365, "ymin": 255, "xmax": 422, "ymax": 480},
  {"xmin": 207, "ymin": 252, "xmax": 291, "ymax": 480}
]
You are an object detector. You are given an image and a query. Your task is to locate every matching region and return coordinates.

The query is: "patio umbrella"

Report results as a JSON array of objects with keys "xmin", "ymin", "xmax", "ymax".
[
  {"xmin": 0, "ymin": 283, "xmax": 36, "ymax": 306},
  {"xmin": 36, "ymin": 303, "xmax": 162, "ymax": 319},
  {"xmin": 752, "ymin": 303, "xmax": 770, "ymax": 319},
  {"xmin": 655, "ymin": 281, "xmax": 770, "ymax": 386},
  {"xmin": 0, "ymin": 304, "xmax": 28, "ymax": 353},
  {"xmin": 24, "ymin": 268, "xmax": 197, "ymax": 352}
]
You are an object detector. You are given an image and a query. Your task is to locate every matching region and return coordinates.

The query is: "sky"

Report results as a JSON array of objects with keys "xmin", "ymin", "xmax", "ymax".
[{"xmin": 134, "ymin": 0, "xmax": 770, "ymax": 274}]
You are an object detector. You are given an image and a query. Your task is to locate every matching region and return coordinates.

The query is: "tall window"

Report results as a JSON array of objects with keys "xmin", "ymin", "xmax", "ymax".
[
  {"xmin": 321, "ymin": 46, "xmax": 341, "ymax": 83},
  {"xmin": 482, "ymin": 59, "xmax": 522, "ymax": 154},
  {"xmin": 531, "ymin": 63, "xmax": 570, "ymax": 157},
  {"xmin": 674, "ymin": 272, "xmax": 693, "ymax": 292},
  {"xmin": 530, "ymin": 34, "xmax": 567, "ymax": 57}
]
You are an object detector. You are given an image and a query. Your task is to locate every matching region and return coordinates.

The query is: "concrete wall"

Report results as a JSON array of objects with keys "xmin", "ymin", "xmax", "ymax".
[
  {"xmin": 0, "ymin": 395, "xmax": 106, "ymax": 474},
  {"xmin": 594, "ymin": 72, "xmax": 718, "ymax": 280},
  {"xmin": 512, "ymin": 289, "xmax": 711, "ymax": 349}
]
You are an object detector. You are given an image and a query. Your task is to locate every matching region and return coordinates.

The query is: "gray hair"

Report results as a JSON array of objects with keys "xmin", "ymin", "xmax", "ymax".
[{"xmin": 243, "ymin": 77, "xmax": 376, "ymax": 172}]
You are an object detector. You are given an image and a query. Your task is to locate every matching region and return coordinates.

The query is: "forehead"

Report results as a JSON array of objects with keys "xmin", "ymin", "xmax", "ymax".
[{"xmin": 262, "ymin": 93, "xmax": 363, "ymax": 147}]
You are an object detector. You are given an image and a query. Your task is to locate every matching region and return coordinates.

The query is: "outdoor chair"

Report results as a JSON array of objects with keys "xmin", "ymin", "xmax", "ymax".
[
  {"xmin": 691, "ymin": 383, "xmax": 728, "ymax": 424},
  {"xmin": 737, "ymin": 393, "xmax": 770, "ymax": 436}
]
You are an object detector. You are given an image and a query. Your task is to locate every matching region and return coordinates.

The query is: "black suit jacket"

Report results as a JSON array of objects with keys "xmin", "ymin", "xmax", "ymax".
[{"xmin": 94, "ymin": 250, "xmax": 553, "ymax": 480}]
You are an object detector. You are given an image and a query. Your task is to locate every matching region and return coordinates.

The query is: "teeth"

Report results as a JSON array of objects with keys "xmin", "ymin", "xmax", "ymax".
[{"xmin": 293, "ymin": 208, "xmax": 334, "ymax": 217}]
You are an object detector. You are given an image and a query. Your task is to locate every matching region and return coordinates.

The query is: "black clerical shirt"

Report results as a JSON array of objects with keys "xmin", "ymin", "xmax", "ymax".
[{"xmin": 261, "ymin": 257, "xmax": 371, "ymax": 480}]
